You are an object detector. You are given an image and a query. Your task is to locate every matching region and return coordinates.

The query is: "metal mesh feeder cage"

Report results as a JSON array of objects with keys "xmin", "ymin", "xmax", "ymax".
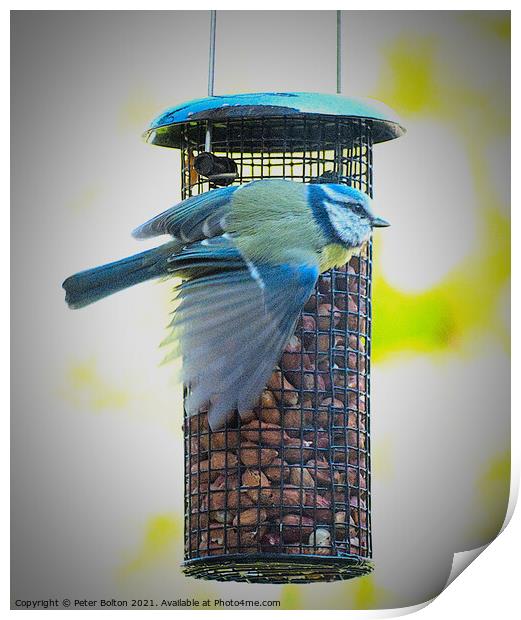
[{"xmin": 144, "ymin": 92, "xmax": 405, "ymax": 584}]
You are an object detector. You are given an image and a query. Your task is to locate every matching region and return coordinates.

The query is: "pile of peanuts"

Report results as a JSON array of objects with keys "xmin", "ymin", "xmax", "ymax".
[{"xmin": 185, "ymin": 255, "xmax": 370, "ymax": 561}]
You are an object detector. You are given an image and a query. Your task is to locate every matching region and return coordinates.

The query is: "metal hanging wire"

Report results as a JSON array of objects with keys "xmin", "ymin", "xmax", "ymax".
[
  {"xmin": 335, "ymin": 11, "xmax": 343, "ymax": 175},
  {"xmin": 205, "ymin": 10, "xmax": 217, "ymax": 152},
  {"xmin": 208, "ymin": 10, "xmax": 217, "ymax": 97},
  {"xmin": 336, "ymin": 11, "xmax": 342, "ymax": 94},
  {"xmin": 204, "ymin": 10, "xmax": 343, "ymax": 150}
]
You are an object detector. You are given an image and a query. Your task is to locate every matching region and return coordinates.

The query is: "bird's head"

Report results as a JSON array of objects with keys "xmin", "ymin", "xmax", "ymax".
[{"xmin": 308, "ymin": 183, "xmax": 389, "ymax": 249}]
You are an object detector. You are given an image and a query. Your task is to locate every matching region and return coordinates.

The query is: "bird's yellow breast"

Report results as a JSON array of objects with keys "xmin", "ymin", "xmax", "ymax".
[{"xmin": 319, "ymin": 243, "xmax": 355, "ymax": 272}]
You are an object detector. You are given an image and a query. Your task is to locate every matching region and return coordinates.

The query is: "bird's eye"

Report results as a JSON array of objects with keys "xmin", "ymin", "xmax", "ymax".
[{"xmin": 351, "ymin": 203, "xmax": 365, "ymax": 216}]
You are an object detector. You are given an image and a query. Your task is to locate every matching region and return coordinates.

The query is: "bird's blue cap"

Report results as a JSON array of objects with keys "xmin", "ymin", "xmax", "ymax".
[{"xmin": 143, "ymin": 91, "xmax": 405, "ymax": 150}]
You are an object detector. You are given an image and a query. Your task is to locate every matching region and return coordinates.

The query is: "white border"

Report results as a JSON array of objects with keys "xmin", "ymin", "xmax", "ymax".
[{"xmin": 6, "ymin": 4, "xmax": 516, "ymax": 617}]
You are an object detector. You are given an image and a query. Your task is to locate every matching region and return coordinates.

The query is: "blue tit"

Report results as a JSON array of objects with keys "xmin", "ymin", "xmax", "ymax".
[{"xmin": 63, "ymin": 179, "xmax": 389, "ymax": 429}]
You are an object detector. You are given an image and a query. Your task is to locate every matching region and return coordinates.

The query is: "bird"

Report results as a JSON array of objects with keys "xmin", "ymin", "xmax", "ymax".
[{"xmin": 62, "ymin": 179, "xmax": 389, "ymax": 430}]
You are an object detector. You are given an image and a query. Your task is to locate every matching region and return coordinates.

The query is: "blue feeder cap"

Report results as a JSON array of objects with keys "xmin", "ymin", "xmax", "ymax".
[{"xmin": 143, "ymin": 91, "xmax": 405, "ymax": 149}]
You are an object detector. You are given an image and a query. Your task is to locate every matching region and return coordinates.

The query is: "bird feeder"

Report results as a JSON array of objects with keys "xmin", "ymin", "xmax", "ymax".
[{"xmin": 143, "ymin": 92, "xmax": 405, "ymax": 583}]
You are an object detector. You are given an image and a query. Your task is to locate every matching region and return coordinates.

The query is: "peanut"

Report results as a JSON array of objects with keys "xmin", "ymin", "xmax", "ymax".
[
  {"xmin": 303, "ymin": 492, "xmax": 332, "ymax": 523},
  {"xmin": 241, "ymin": 421, "xmax": 290, "ymax": 446},
  {"xmin": 349, "ymin": 496, "xmax": 368, "ymax": 528},
  {"xmin": 267, "ymin": 369, "xmax": 299, "ymax": 406},
  {"xmin": 263, "ymin": 457, "xmax": 290, "ymax": 483},
  {"xmin": 239, "ymin": 409, "xmax": 257, "ymax": 423},
  {"xmin": 306, "ymin": 459, "xmax": 342, "ymax": 486},
  {"xmin": 289, "ymin": 465, "xmax": 315, "ymax": 489},
  {"xmin": 260, "ymin": 531, "xmax": 282, "ymax": 552},
  {"xmin": 316, "ymin": 334, "xmax": 330, "ymax": 353},
  {"xmin": 259, "ymin": 390, "xmax": 278, "ymax": 409},
  {"xmin": 235, "ymin": 525, "xmax": 267, "ymax": 552},
  {"xmin": 199, "ymin": 523, "xmax": 228, "ymax": 547},
  {"xmin": 197, "ymin": 429, "xmax": 239, "ymax": 452},
  {"xmin": 259, "ymin": 407, "xmax": 281, "ymax": 425},
  {"xmin": 347, "ymin": 450, "xmax": 367, "ymax": 468},
  {"xmin": 283, "ymin": 437, "xmax": 315, "ymax": 463},
  {"xmin": 333, "ymin": 511, "xmax": 359, "ymax": 539},
  {"xmin": 190, "ymin": 460, "xmax": 212, "ymax": 484},
  {"xmin": 281, "ymin": 407, "xmax": 313, "ymax": 432},
  {"xmin": 299, "ymin": 315, "xmax": 317, "ymax": 348},
  {"xmin": 303, "ymin": 430, "xmax": 329, "ymax": 449},
  {"xmin": 303, "ymin": 293, "xmax": 317, "ymax": 312},
  {"xmin": 280, "ymin": 514, "xmax": 314, "ymax": 542},
  {"xmin": 186, "ymin": 411, "xmax": 208, "ymax": 434},
  {"xmin": 189, "ymin": 510, "xmax": 208, "ymax": 531},
  {"xmin": 281, "ymin": 335, "xmax": 308, "ymax": 370},
  {"xmin": 208, "ymin": 475, "xmax": 253, "ymax": 511},
  {"xmin": 275, "ymin": 485, "xmax": 303, "ymax": 509},
  {"xmin": 241, "ymin": 469, "xmax": 275, "ymax": 506},
  {"xmin": 210, "ymin": 510, "xmax": 235, "ymax": 524},
  {"xmin": 308, "ymin": 528, "xmax": 331, "ymax": 550},
  {"xmin": 233, "ymin": 508, "xmax": 267, "ymax": 527},
  {"xmin": 237, "ymin": 441, "xmax": 278, "ymax": 468},
  {"xmin": 347, "ymin": 467, "xmax": 367, "ymax": 489},
  {"xmin": 210, "ymin": 451, "xmax": 238, "ymax": 471},
  {"xmin": 317, "ymin": 303, "xmax": 341, "ymax": 331},
  {"xmin": 288, "ymin": 367, "xmax": 326, "ymax": 392},
  {"xmin": 316, "ymin": 397, "xmax": 344, "ymax": 428}
]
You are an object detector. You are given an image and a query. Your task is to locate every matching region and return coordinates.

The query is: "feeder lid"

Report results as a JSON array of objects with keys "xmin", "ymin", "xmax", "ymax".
[{"xmin": 143, "ymin": 91, "xmax": 405, "ymax": 148}]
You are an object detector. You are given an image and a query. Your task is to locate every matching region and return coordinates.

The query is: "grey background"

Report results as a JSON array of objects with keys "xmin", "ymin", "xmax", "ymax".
[{"xmin": 11, "ymin": 11, "xmax": 510, "ymax": 610}]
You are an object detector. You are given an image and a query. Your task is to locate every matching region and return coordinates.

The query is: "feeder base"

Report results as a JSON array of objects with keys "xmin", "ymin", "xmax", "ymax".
[{"xmin": 182, "ymin": 553, "xmax": 373, "ymax": 584}]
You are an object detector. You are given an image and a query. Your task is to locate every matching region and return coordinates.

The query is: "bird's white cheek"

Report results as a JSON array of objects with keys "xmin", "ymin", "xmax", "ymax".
[{"xmin": 325, "ymin": 202, "xmax": 353, "ymax": 244}]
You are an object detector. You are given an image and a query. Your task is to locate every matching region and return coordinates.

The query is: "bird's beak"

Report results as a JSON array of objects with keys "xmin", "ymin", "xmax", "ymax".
[{"xmin": 372, "ymin": 216, "xmax": 391, "ymax": 228}]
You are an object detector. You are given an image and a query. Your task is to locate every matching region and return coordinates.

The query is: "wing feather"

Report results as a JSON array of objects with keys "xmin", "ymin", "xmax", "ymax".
[
  {"xmin": 166, "ymin": 243, "xmax": 318, "ymax": 429},
  {"xmin": 132, "ymin": 186, "xmax": 237, "ymax": 241}
]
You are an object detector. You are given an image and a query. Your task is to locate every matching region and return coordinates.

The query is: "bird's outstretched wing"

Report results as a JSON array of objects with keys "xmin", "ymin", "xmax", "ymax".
[
  {"xmin": 165, "ymin": 236, "xmax": 319, "ymax": 430},
  {"xmin": 132, "ymin": 186, "xmax": 238, "ymax": 242}
]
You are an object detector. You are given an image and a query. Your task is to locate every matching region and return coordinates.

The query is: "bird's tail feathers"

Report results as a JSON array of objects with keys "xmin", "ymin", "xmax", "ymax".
[{"xmin": 63, "ymin": 243, "xmax": 175, "ymax": 309}]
